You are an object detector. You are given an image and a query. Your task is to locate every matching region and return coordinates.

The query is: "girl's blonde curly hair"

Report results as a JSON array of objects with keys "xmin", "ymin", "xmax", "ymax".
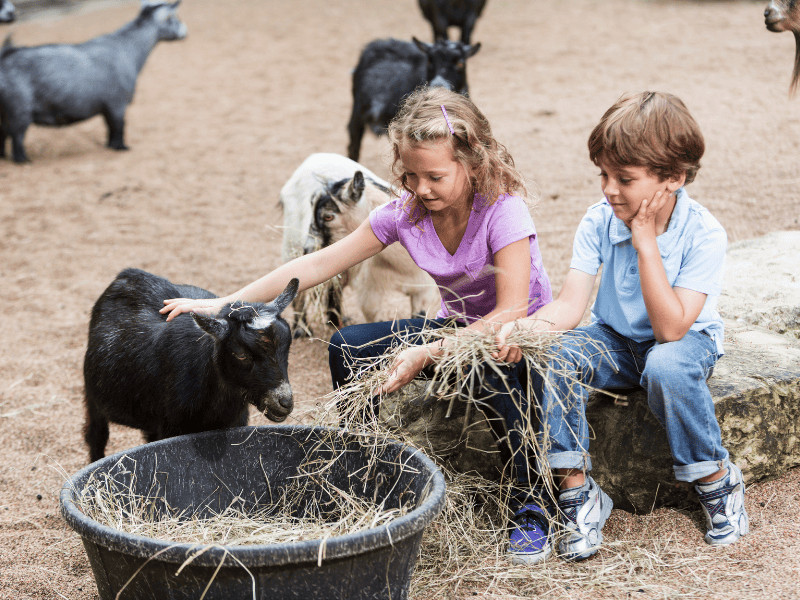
[{"xmin": 387, "ymin": 86, "xmax": 527, "ymax": 222}]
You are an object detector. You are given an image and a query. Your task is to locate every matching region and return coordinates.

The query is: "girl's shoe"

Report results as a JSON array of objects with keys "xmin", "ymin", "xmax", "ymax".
[{"xmin": 508, "ymin": 503, "xmax": 552, "ymax": 565}]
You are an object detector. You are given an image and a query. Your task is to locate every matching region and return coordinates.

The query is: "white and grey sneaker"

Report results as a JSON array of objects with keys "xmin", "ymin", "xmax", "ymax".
[
  {"xmin": 557, "ymin": 475, "xmax": 613, "ymax": 561},
  {"xmin": 695, "ymin": 462, "xmax": 749, "ymax": 546}
]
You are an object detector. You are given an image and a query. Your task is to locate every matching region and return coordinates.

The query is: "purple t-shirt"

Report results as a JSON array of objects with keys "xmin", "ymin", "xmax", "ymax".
[{"xmin": 369, "ymin": 193, "xmax": 552, "ymax": 322}]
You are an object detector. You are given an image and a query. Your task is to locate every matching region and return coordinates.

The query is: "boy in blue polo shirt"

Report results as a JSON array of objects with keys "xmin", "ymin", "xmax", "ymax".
[{"xmin": 494, "ymin": 91, "xmax": 749, "ymax": 564}]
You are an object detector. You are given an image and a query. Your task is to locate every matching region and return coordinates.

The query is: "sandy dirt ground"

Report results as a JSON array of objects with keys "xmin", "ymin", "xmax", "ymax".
[{"xmin": 1, "ymin": 0, "xmax": 799, "ymax": 598}]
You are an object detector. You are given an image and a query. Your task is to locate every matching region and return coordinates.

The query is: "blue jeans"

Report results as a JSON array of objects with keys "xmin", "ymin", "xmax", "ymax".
[
  {"xmin": 329, "ymin": 318, "xmax": 546, "ymax": 507},
  {"xmin": 537, "ymin": 322, "xmax": 729, "ymax": 482},
  {"xmin": 329, "ymin": 317, "xmax": 451, "ymax": 390}
]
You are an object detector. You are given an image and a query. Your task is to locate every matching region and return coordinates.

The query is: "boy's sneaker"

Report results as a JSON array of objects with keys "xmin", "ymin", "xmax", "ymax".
[
  {"xmin": 695, "ymin": 462, "xmax": 749, "ymax": 546},
  {"xmin": 508, "ymin": 503, "xmax": 552, "ymax": 565},
  {"xmin": 557, "ymin": 475, "xmax": 613, "ymax": 561}
]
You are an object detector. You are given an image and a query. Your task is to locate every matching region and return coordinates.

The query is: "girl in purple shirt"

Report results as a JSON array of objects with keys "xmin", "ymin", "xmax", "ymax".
[{"xmin": 162, "ymin": 87, "xmax": 552, "ymax": 557}]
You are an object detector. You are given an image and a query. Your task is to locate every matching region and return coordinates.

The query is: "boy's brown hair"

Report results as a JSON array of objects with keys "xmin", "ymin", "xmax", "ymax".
[{"xmin": 588, "ymin": 91, "xmax": 705, "ymax": 185}]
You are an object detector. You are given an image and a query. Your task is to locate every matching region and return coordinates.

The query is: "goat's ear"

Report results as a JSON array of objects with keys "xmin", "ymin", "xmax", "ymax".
[
  {"xmin": 343, "ymin": 172, "xmax": 365, "ymax": 204},
  {"xmin": 272, "ymin": 278, "xmax": 300, "ymax": 314},
  {"xmin": 192, "ymin": 313, "xmax": 228, "ymax": 340},
  {"xmin": 412, "ymin": 37, "xmax": 431, "ymax": 53},
  {"xmin": 465, "ymin": 42, "xmax": 481, "ymax": 58}
]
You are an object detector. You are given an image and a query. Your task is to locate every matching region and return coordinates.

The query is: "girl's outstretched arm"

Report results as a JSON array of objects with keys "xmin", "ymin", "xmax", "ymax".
[
  {"xmin": 161, "ymin": 219, "xmax": 386, "ymax": 321},
  {"xmin": 492, "ymin": 268, "xmax": 596, "ymax": 363}
]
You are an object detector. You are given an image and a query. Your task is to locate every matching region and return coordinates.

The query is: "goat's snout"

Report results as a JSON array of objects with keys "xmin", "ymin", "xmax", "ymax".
[
  {"xmin": 260, "ymin": 381, "xmax": 294, "ymax": 422},
  {"xmin": 764, "ymin": 2, "xmax": 786, "ymax": 30},
  {"xmin": 429, "ymin": 75, "xmax": 455, "ymax": 90}
]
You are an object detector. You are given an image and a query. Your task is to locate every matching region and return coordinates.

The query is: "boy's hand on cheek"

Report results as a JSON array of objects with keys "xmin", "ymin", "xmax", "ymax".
[{"xmin": 631, "ymin": 190, "xmax": 666, "ymax": 250}]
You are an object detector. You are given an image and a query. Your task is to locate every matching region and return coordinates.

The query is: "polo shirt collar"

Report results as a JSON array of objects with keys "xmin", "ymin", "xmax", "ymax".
[{"xmin": 608, "ymin": 188, "xmax": 689, "ymax": 251}]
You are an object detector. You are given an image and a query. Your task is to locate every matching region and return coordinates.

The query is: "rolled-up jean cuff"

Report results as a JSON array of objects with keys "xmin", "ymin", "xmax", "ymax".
[
  {"xmin": 545, "ymin": 451, "xmax": 592, "ymax": 473},
  {"xmin": 673, "ymin": 458, "xmax": 729, "ymax": 483}
]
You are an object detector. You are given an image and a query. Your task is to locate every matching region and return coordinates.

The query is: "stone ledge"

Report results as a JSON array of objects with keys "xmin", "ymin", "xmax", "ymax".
[
  {"xmin": 718, "ymin": 231, "xmax": 800, "ymax": 338},
  {"xmin": 587, "ymin": 320, "xmax": 800, "ymax": 511}
]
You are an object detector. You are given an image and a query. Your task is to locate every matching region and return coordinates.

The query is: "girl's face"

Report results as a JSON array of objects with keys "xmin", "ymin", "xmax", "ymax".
[
  {"xmin": 400, "ymin": 139, "xmax": 471, "ymax": 213},
  {"xmin": 597, "ymin": 158, "xmax": 682, "ymax": 227}
]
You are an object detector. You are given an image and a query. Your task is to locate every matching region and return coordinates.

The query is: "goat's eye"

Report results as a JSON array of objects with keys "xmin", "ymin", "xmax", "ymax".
[
  {"xmin": 456, "ymin": 61, "xmax": 465, "ymax": 70},
  {"xmin": 323, "ymin": 214, "xmax": 335, "ymax": 222},
  {"xmin": 232, "ymin": 352, "xmax": 249, "ymax": 361}
]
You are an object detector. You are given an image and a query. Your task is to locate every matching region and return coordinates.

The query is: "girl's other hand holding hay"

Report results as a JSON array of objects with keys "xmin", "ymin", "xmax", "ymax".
[{"xmin": 379, "ymin": 343, "xmax": 441, "ymax": 394}]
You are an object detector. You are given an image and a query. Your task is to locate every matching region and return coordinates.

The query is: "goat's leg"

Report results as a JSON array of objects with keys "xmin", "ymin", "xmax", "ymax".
[
  {"xmin": 83, "ymin": 397, "xmax": 110, "ymax": 463},
  {"xmin": 8, "ymin": 121, "xmax": 30, "ymax": 163},
  {"xmin": 327, "ymin": 285, "xmax": 344, "ymax": 329},
  {"xmin": 103, "ymin": 106, "xmax": 129, "ymax": 150},
  {"xmin": 347, "ymin": 110, "xmax": 364, "ymax": 162},
  {"xmin": 460, "ymin": 16, "xmax": 478, "ymax": 44}
]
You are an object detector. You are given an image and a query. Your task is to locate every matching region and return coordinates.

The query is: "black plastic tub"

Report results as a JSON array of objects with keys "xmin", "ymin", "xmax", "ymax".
[{"xmin": 60, "ymin": 425, "xmax": 446, "ymax": 600}]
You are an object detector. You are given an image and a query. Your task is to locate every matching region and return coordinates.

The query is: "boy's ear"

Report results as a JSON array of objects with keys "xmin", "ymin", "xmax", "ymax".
[{"xmin": 667, "ymin": 172, "xmax": 686, "ymax": 192}]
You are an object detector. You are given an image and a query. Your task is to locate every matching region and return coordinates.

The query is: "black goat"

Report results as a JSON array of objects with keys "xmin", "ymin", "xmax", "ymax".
[
  {"xmin": 418, "ymin": 0, "xmax": 487, "ymax": 44},
  {"xmin": 347, "ymin": 37, "xmax": 481, "ymax": 162},
  {"xmin": 0, "ymin": 0, "xmax": 14, "ymax": 23},
  {"xmin": 0, "ymin": 1, "xmax": 186, "ymax": 163},
  {"xmin": 83, "ymin": 268, "xmax": 298, "ymax": 463},
  {"xmin": 765, "ymin": 0, "xmax": 800, "ymax": 95}
]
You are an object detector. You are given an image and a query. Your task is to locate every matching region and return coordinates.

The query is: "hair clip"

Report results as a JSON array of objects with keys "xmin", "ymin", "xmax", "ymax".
[{"xmin": 440, "ymin": 105, "xmax": 455, "ymax": 135}]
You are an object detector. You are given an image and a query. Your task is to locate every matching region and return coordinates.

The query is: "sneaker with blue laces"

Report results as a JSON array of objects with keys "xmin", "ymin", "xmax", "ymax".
[
  {"xmin": 695, "ymin": 462, "xmax": 749, "ymax": 546},
  {"xmin": 508, "ymin": 503, "xmax": 552, "ymax": 565},
  {"xmin": 557, "ymin": 475, "xmax": 613, "ymax": 561}
]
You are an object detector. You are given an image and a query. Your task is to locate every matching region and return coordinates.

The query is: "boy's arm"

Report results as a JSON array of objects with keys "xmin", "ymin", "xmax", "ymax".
[
  {"xmin": 632, "ymin": 191, "xmax": 709, "ymax": 342},
  {"xmin": 637, "ymin": 242, "xmax": 708, "ymax": 342},
  {"xmin": 493, "ymin": 268, "xmax": 596, "ymax": 363}
]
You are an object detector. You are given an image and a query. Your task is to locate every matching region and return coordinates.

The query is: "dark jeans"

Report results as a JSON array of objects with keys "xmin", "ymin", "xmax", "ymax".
[{"xmin": 329, "ymin": 317, "xmax": 547, "ymax": 509}]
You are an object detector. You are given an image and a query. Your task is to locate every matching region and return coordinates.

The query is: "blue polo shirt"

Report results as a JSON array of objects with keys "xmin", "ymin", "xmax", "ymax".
[{"xmin": 570, "ymin": 188, "xmax": 726, "ymax": 354}]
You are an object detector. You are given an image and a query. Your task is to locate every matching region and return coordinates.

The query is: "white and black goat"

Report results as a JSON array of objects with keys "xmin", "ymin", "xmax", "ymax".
[
  {"xmin": 83, "ymin": 268, "xmax": 298, "ymax": 463},
  {"xmin": 0, "ymin": 1, "xmax": 186, "ymax": 162},
  {"xmin": 280, "ymin": 153, "xmax": 439, "ymax": 337}
]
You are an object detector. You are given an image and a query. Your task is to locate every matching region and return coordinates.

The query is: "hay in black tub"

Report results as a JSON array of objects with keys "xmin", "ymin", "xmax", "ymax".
[{"xmin": 60, "ymin": 425, "xmax": 446, "ymax": 600}]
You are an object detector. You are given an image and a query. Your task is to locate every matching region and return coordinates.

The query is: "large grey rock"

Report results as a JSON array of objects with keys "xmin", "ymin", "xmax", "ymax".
[
  {"xmin": 387, "ymin": 232, "xmax": 800, "ymax": 513},
  {"xmin": 718, "ymin": 231, "xmax": 800, "ymax": 338},
  {"xmin": 588, "ymin": 322, "xmax": 800, "ymax": 511}
]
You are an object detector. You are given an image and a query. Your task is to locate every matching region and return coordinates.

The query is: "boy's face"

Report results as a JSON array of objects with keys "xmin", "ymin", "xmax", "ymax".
[{"xmin": 597, "ymin": 159, "xmax": 682, "ymax": 227}]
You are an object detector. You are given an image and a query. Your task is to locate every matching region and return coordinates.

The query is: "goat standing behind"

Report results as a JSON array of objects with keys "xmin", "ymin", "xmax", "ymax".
[
  {"xmin": 83, "ymin": 268, "xmax": 298, "ymax": 463},
  {"xmin": 0, "ymin": 0, "xmax": 186, "ymax": 163},
  {"xmin": 765, "ymin": 0, "xmax": 800, "ymax": 95},
  {"xmin": 418, "ymin": 0, "xmax": 487, "ymax": 44}
]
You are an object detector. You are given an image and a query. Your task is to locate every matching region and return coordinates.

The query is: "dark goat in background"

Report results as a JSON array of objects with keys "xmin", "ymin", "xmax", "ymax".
[
  {"xmin": 83, "ymin": 268, "xmax": 298, "ymax": 463},
  {"xmin": 418, "ymin": 0, "xmax": 487, "ymax": 44},
  {"xmin": 0, "ymin": 0, "xmax": 186, "ymax": 162},
  {"xmin": 347, "ymin": 37, "xmax": 481, "ymax": 161},
  {"xmin": 0, "ymin": 0, "xmax": 14, "ymax": 23},
  {"xmin": 765, "ymin": 0, "xmax": 800, "ymax": 95}
]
